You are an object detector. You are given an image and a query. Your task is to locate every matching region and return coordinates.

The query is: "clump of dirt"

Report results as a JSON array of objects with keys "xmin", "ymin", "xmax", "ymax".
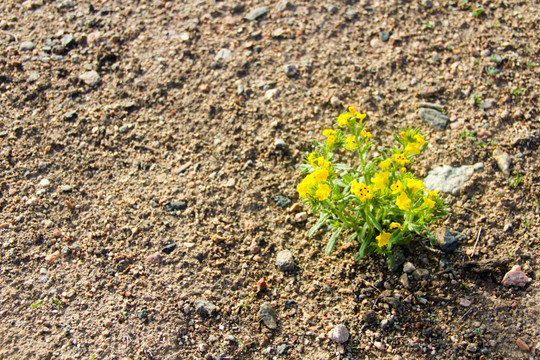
[{"xmin": 0, "ymin": 0, "xmax": 538, "ymax": 359}]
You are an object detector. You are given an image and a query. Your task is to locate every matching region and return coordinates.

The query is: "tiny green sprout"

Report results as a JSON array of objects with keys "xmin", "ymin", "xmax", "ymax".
[
  {"xmin": 297, "ymin": 107, "xmax": 448, "ymax": 267},
  {"xmin": 52, "ymin": 298, "xmax": 62, "ymax": 311},
  {"xmin": 472, "ymin": 7, "xmax": 486, "ymax": 17},
  {"xmin": 508, "ymin": 172, "xmax": 523, "ymax": 188},
  {"xmin": 486, "ymin": 67, "xmax": 499, "ymax": 76},
  {"xmin": 90, "ymin": 356, "xmax": 96, "ymax": 360},
  {"xmin": 474, "ymin": 327, "xmax": 482, "ymax": 335},
  {"xmin": 526, "ymin": 61, "xmax": 535, "ymax": 68},
  {"xmin": 496, "ymin": 191, "xmax": 504, "ymax": 197},
  {"xmin": 30, "ymin": 299, "xmax": 43, "ymax": 309},
  {"xmin": 424, "ymin": 21, "xmax": 434, "ymax": 29},
  {"xmin": 511, "ymin": 88, "xmax": 525, "ymax": 96}
]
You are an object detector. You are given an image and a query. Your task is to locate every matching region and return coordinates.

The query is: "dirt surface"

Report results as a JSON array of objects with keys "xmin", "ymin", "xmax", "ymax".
[{"xmin": 1, "ymin": 0, "xmax": 539, "ymax": 359}]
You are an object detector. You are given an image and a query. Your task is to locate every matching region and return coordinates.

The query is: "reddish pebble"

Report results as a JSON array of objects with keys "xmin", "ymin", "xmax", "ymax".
[{"xmin": 45, "ymin": 250, "xmax": 60, "ymax": 262}]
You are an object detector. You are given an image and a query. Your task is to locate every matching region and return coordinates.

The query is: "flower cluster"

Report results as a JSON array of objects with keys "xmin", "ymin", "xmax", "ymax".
[{"xmin": 297, "ymin": 107, "xmax": 448, "ymax": 266}]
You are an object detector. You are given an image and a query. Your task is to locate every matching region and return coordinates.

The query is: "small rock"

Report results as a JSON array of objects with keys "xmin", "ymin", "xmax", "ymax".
[
  {"xmin": 362, "ymin": 310, "xmax": 377, "ymax": 324},
  {"xmin": 399, "ymin": 273, "xmax": 409, "ymax": 288},
  {"xmin": 283, "ymin": 64, "xmax": 298, "ymax": 77},
  {"xmin": 62, "ymin": 111, "xmax": 77, "ymax": 121},
  {"xmin": 419, "ymin": 102, "xmax": 444, "ymax": 112},
  {"xmin": 215, "ymin": 48, "xmax": 232, "ymax": 63},
  {"xmin": 79, "ymin": 70, "xmax": 101, "ymax": 86},
  {"xmin": 161, "ymin": 242, "xmax": 177, "ymax": 254},
  {"xmin": 45, "ymin": 250, "xmax": 60, "ymax": 262},
  {"xmin": 403, "ymin": 262, "xmax": 416, "ymax": 274},
  {"xmin": 258, "ymin": 302, "xmax": 278, "ymax": 329},
  {"xmin": 324, "ymin": 4, "xmax": 339, "ymax": 14},
  {"xmin": 459, "ymin": 298, "xmax": 472, "ymax": 307},
  {"xmin": 275, "ymin": 195, "xmax": 292, "ymax": 208},
  {"xmin": 374, "ymin": 341, "xmax": 386, "ymax": 351},
  {"xmin": 194, "ymin": 298, "xmax": 217, "ymax": 317},
  {"xmin": 274, "ymin": 138, "xmax": 286, "ymax": 149},
  {"xmin": 137, "ymin": 309, "xmax": 148, "ymax": 321},
  {"xmin": 502, "ymin": 265, "xmax": 531, "ymax": 288},
  {"xmin": 146, "ymin": 253, "xmax": 163, "ymax": 264},
  {"xmin": 244, "ymin": 6, "xmax": 268, "ymax": 21},
  {"xmin": 276, "ymin": 250, "xmax": 295, "ymax": 271},
  {"xmin": 412, "ymin": 268, "xmax": 429, "ymax": 280},
  {"xmin": 265, "ymin": 89, "xmax": 280, "ymax": 100},
  {"xmin": 295, "ymin": 212, "xmax": 307, "ymax": 222},
  {"xmin": 493, "ymin": 149, "xmax": 511, "ymax": 177},
  {"xmin": 419, "ymin": 108, "xmax": 449, "ymax": 130},
  {"xmin": 434, "ymin": 227, "xmax": 459, "ymax": 253},
  {"xmin": 328, "ymin": 324, "xmax": 349, "ymax": 344},
  {"xmin": 19, "ymin": 41, "xmax": 36, "ymax": 51},
  {"xmin": 330, "ymin": 95, "xmax": 342, "ymax": 108},
  {"xmin": 516, "ymin": 338, "xmax": 529, "ymax": 352},
  {"xmin": 276, "ymin": 343, "xmax": 288, "ymax": 355},
  {"xmin": 60, "ymin": 185, "xmax": 72, "ymax": 192},
  {"xmin": 61, "ymin": 34, "xmax": 75, "ymax": 48},
  {"xmin": 39, "ymin": 178, "xmax": 51, "ymax": 187},
  {"xmin": 491, "ymin": 54, "xmax": 503, "ymax": 64},
  {"xmin": 423, "ymin": 163, "xmax": 484, "ymax": 195},
  {"xmin": 379, "ymin": 31, "xmax": 390, "ymax": 41},
  {"xmin": 466, "ymin": 343, "xmax": 478, "ymax": 353},
  {"xmin": 163, "ymin": 201, "xmax": 186, "ymax": 212}
]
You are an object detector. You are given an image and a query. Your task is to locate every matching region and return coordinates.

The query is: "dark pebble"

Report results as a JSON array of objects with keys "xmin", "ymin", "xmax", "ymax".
[
  {"xmin": 164, "ymin": 201, "xmax": 186, "ymax": 211},
  {"xmin": 274, "ymin": 195, "xmax": 292, "ymax": 208},
  {"xmin": 379, "ymin": 31, "xmax": 390, "ymax": 41},
  {"xmin": 138, "ymin": 309, "xmax": 148, "ymax": 321},
  {"xmin": 161, "ymin": 242, "xmax": 177, "ymax": 254}
]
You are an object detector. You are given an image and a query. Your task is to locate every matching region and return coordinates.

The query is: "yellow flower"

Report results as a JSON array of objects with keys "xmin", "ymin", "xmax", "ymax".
[
  {"xmin": 316, "ymin": 156, "xmax": 330, "ymax": 168},
  {"xmin": 345, "ymin": 136, "xmax": 357, "ymax": 150},
  {"xmin": 351, "ymin": 180, "xmax": 373, "ymax": 201},
  {"xmin": 357, "ymin": 113, "xmax": 366, "ymax": 124},
  {"xmin": 322, "ymin": 129, "xmax": 336, "ymax": 137},
  {"xmin": 307, "ymin": 152, "xmax": 318, "ymax": 167},
  {"xmin": 337, "ymin": 113, "xmax": 353, "ymax": 127},
  {"xmin": 360, "ymin": 130, "xmax": 372, "ymax": 140},
  {"xmin": 315, "ymin": 183, "xmax": 331, "ymax": 201},
  {"xmin": 422, "ymin": 196, "xmax": 435, "ymax": 209},
  {"xmin": 376, "ymin": 231, "xmax": 391, "ymax": 247},
  {"xmin": 392, "ymin": 153, "xmax": 409, "ymax": 166},
  {"xmin": 396, "ymin": 192, "xmax": 411, "ymax": 211},
  {"xmin": 379, "ymin": 158, "xmax": 392, "ymax": 170},
  {"xmin": 414, "ymin": 133, "xmax": 426, "ymax": 146},
  {"xmin": 406, "ymin": 178, "xmax": 424, "ymax": 193},
  {"xmin": 313, "ymin": 168, "xmax": 329, "ymax": 182},
  {"xmin": 391, "ymin": 180, "xmax": 403, "ymax": 194},
  {"xmin": 405, "ymin": 142, "xmax": 421, "ymax": 155},
  {"xmin": 372, "ymin": 171, "xmax": 390, "ymax": 192},
  {"xmin": 303, "ymin": 173, "xmax": 317, "ymax": 187},
  {"xmin": 297, "ymin": 181, "xmax": 309, "ymax": 199},
  {"xmin": 326, "ymin": 134, "xmax": 336, "ymax": 145},
  {"xmin": 389, "ymin": 222, "xmax": 403, "ymax": 230},
  {"xmin": 400, "ymin": 130, "xmax": 407, "ymax": 138},
  {"xmin": 348, "ymin": 105, "xmax": 356, "ymax": 113},
  {"xmin": 425, "ymin": 189, "xmax": 439, "ymax": 198}
]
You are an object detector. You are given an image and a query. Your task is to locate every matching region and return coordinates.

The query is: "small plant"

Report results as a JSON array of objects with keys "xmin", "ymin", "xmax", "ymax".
[
  {"xmin": 508, "ymin": 172, "xmax": 523, "ymax": 188},
  {"xmin": 486, "ymin": 67, "xmax": 499, "ymax": 76},
  {"xmin": 460, "ymin": 129, "xmax": 486, "ymax": 148},
  {"xmin": 297, "ymin": 107, "xmax": 448, "ymax": 266},
  {"xmin": 424, "ymin": 20, "xmax": 434, "ymax": 30},
  {"xmin": 471, "ymin": 7, "xmax": 486, "ymax": 17},
  {"xmin": 30, "ymin": 299, "xmax": 43, "ymax": 309},
  {"xmin": 511, "ymin": 88, "xmax": 525, "ymax": 96}
]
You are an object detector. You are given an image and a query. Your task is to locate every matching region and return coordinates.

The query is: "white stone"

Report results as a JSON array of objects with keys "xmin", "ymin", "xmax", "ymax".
[{"xmin": 328, "ymin": 324, "xmax": 349, "ymax": 344}]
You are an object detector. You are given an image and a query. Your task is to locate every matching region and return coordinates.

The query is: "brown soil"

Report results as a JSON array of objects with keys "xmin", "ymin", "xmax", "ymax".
[{"xmin": 0, "ymin": 0, "xmax": 539, "ymax": 359}]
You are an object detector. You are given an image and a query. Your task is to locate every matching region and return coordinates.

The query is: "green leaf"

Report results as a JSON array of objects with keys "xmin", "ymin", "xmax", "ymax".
[
  {"xmin": 308, "ymin": 212, "xmax": 331, "ymax": 238},
  {"xmin": 333, "ymin": 163, "xmax": 353, "ymax": 171},
  {"xmin": 389, "ymin": 230, "xmax": 404, "ymax": 244},
  {"xmin": 366, "ymin": 212, "xmax": 382, "ymax": 232},
  {"xmin": 325, "ymin": 226, "xmax": 343, "ymax": 255}
]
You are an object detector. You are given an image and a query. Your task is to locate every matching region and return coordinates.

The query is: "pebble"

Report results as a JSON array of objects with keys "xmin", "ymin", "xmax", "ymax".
[
  {"xmin": 283, "ymin": 64, "xmax": 298, "ymax": 77},
  {"xmin": 466, "ymin": 343, "xmax": 478, "ymax": 353},
  {"xmin": 60, "ymin": 185, "xmax": 72, "ymax": 192},
  {"xmin": 418, "ymin": 108, "xmax": 449, "ymax": 130},
  {"xmin": 244, "ymin": 6, "xmax": 268, "ymax": 21},
  {"xmin": 459, "ymin": 298, "xmax": 472, "ymax": 307},
  {"xmin": 161, "ymin": 242, "xmax": 177, "ymax": 254},
  {"xmin": 61, "ymin": 34, "xmax": 75, "ymax": 48},
  {"xmin": 434, "ymin": 227, "xmax": 459, "ymax": 253},
  {"xmin": 215, "ymin": 48, "xmax": 232, "ymax": 63},
  {"xmin": 328, "ymin": 324, "xmax": 349, "ymax": 344},
  {"xmin": 399, "ymin": 273, "xmax": 409, "ymax": 288},
  {"xmin": 419, "ymin": 102, "xmax": 444, "ymax": 112},
  {"xmin": 492, "ymin": 149, "xmax": 511, "ymax": 177},
  {"xmin": 274, "ymin": 138, "xmax": 286, "ymax": 149},
  {"xmin": 330, "ymin": 95, "xmax": 342, "ymax": 108},
  {"xmin": 502, "ymin": 265, "xmax": 531, "ymax": 288},
  {"xmin": 194, "ymin": 298, "xmax": 217, "ymax": 317},
  {"xmin": 163, "ymin": 201, "xmax": 186, "ymax": 211},
  {"xmin": 276, "ymin": 343, "xmax": 288, "ymax": 355},
  {"xmin": 379, "ymin": 31, "xmax": 390, "ymax": 41},
  {"xmin": 137, "ymin": 309, "xmax": 148, "ymax": 321},
  {"xmin": 423, "ymin": 163, "xmax": 484, "ymax": 195},
  {"xmin": 45, "ymin": 250, "xmax": 60, "ymax": 262},
  {"xmin": 39, "ymin": 178, "xmax": 51, "ymax": 187},
  {"xmin": 412, "ymin": 268, "xmax": 429, "ymax": 280},
  {"xmin": 403, "ymin": 262, "xmax": 416, "ymax": 274},
  {"xmin": 295, "ymin": 212, "xmax": 307, "ymax": 222},
  {"xmin": 258, "ymin": 303, "xmax": 278, "ymax": 329},
  {"xmin": 19, "ymin": 41, "xmax": 36, "ymax": 51},
  {"xmin": 146, "ymin": 253, "xmax": 163, "ymax": 264},
  {"xmin": 276, "ymin": 250, "xmax": 295, "ymax": 271},
  {"xmin": 362, "ymin": 310, "xmax": 377, "ymax": 323},
  {"xmin": 275, "ymin": 195, "xmax": 292, "ymax": 208},
  {"xmin": 516, "ymin": 338, "xmax": 529, "ymax": 351},
  {"xmin": 265, "ymin": 89, "xmax": 280, "ymax": 100},
  {"xmin": 79, "ymin": 70, "xmax": 101, "ymax": 86},
  {"xmin": 62, "ymin": 111, "xmax": 77, "ymax": 121}
]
